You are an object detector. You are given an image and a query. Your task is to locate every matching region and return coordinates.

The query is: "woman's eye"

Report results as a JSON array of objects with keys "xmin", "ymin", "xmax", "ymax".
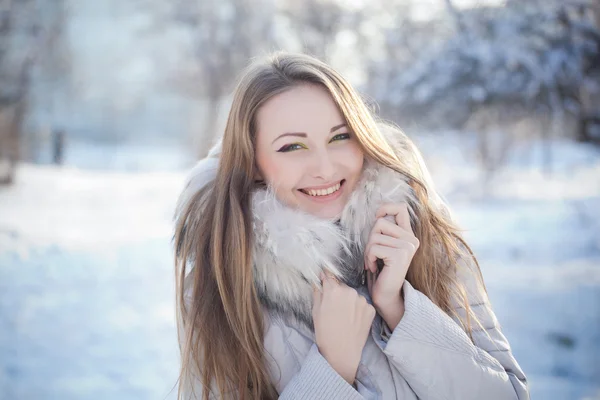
[
  {"xmin": 277, "ymin": 143, "xmax": 306, "ymax": 152},
  {"xmin": 330, "ymin": 133, "xmax": 351, "ymax": 142}
]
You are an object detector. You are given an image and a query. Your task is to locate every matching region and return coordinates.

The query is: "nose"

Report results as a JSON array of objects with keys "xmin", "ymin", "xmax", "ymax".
[{"xmin": 309, "ymin": 149, "xmax": 336, "ymax": 181}]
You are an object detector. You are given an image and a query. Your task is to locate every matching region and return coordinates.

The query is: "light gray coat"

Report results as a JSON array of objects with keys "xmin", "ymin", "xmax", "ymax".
[{"xmin": 176, "ymin": 139, "xmax": 529, "ymax": 399}]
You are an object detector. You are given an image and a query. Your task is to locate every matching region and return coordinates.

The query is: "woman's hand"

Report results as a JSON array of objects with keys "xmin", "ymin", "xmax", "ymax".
[
  {"xmin": 365, "ymin": 203, "xmax": 419, "ymax": 331},
  {"xmin": 312, "ymin": 273, "xmax": 375, "ymax": 385}
]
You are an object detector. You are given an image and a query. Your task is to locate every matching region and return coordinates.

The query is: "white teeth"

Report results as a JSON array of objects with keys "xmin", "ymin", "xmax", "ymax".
[{"xmin": 305, "ymin": 182, "xmax": 341, "ymax": 197}]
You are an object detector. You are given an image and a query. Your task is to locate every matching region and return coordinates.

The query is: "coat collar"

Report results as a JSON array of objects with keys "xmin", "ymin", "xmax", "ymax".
[
  {"xmin": 251, "ymin": 157, "xmax": 416, "ymax": 327},
  {"xmin": 177, "ymin": 142, "xmax": 417, "ymax": 328}
]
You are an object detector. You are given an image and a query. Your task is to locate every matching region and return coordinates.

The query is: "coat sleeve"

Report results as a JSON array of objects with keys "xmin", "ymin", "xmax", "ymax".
[
  {"xmin": 178, "ymin": 343, "xmax": 367, "ymax": 400},
  {"xmin": 372, "ymin": 258, "xmax": 529, "ymax": 400},
  {"xmin": 278, "ymin": 343, "xmax": 368, "ymax": 400},
  {"xmin": 178, "ymin": 286, "xmax": 367, "ymax": 399}
]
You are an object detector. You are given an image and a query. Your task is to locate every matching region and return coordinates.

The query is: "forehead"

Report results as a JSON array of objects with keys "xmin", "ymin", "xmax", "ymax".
[{"xmin": 256, "ymin": 84, "xmax": 344, "ymax": 138}]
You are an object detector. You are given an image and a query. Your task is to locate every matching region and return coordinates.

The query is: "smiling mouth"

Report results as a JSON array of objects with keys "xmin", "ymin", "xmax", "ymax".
[{"xmin": 299, "ymin": 179, "xmax": 345, "ymax": 197}]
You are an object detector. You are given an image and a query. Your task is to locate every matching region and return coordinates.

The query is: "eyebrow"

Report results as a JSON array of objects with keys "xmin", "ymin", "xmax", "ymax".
[{"xmin": 271, "ymin": 123, "xmax": 347, "ymax": 144}]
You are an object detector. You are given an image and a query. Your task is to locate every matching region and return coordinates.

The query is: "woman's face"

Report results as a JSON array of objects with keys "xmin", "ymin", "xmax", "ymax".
[{"xmin": 255, "ymin": 84, "xmax": 364, "ymax": 219}]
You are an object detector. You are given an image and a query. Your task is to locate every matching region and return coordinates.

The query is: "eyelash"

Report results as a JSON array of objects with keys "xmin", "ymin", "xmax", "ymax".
[{"xmin": 277, "ymin": 133, "xmax": 351, "ymax": 153}]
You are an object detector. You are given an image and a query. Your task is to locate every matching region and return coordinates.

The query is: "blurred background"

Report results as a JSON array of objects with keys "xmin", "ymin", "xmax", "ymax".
[{"xmin": 0, "ymin": 0, "xmax": 599, "ymax": 399}]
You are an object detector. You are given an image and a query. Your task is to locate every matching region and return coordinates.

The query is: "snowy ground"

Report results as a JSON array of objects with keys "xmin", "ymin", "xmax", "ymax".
[
  {"xmin": 0, "ymin": 167, "xmax": 184, "ymax": 399},
  {"xmin": 1, "ymin": 135, "xmax": 599, "ymax": 399}
]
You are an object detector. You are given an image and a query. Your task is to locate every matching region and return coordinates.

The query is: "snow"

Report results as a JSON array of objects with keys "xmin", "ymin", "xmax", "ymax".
[
  {"xmin": 1, "ymin": 134, "xmax": 599, "ymax": 399},
  {"xmin": 0, "ymin": 165, "xmax": 186, "ymax": 399}
]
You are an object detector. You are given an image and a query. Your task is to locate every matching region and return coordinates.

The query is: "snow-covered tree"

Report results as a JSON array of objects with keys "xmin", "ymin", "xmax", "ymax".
[
  {"xmin": 145, "ymin": 0, "xmax": 277, "ymax": 157},
  {"xmin": 369, "ymin": 0, "xmax": 600, "ymax": 137},
  {"xmin": 277, "ymin": 0, "xmax": 347, "ymax": 62}
]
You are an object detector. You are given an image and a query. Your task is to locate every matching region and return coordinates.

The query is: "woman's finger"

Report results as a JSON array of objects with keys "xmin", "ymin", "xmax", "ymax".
[
  {"xmin": 371, "ymin": 217, "xmax": 404, "ymax": 238},
  {"xmin": 364, "ymin": 234, "xmax": 399, "ymax": 271},
  {"xmin": 367, "ymin": 232, "xmax": 399, "ymax": 249},
  {"xmin": 366, "ymin": 244, "xmax": 394, "ymax": 273},
  {"xmin": 367, "ymin": 244, "xmax": 413, "ymax": 273},
  {"xmin": 375, "ymin": 203, "xmax": 413, "ymax": 233},
  {"xmin": 366, "ymin": 270, "xmax": 374, "ymax": 295},
  {"xmin": 312, "ymin": 282, "xmax": 322, "ymax": 310},
  {"xmin": 371, "ymin": 217, "xmax": 419, "ymax": 248},
  {"xmin": 321, "ymin": 271, "xmax": 344, "ymax": 293},
  {"xmin": 368, "ymin": 230, "xmax": 419, "ymax": 249}
]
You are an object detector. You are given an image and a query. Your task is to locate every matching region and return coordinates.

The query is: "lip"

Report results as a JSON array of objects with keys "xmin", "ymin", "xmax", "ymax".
[{"xmin": 298, "ymin": 180, "xmax": 345, "ymax": 203}]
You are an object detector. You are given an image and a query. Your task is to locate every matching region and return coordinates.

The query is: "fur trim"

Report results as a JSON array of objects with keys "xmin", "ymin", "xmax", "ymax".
[{"xmin": 175, "ymin": 141, "xmax": 418, "ymax": 328}]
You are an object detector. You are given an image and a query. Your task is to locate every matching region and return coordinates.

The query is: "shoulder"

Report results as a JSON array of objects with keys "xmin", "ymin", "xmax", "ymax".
[
  {"xmin": 451, "ymin": 251, "xmax": 489, "ymax": 309},
  {"xmin": 453, "ymin": 252, "xmax": 488, "ymax": 306},
  {"xmin": 174, "ymin": 139, "xmax": 222, "ymax": 220},
  {"xmin": 449, "ymin": 251, "xmax": 503, "ymax": 335}
]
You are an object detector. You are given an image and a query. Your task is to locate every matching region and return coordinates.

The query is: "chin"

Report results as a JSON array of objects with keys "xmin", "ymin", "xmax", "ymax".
[
  {"xmin": 311, "ymin": 205, "xmax": 344, "ymax": 220},
  {"xmin": 296, "ymin": 194, "xmax": 349, "ymax": 220}
]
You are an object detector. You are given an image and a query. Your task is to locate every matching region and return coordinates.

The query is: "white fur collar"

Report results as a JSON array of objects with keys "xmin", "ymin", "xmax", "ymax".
[{"xmin": 176, "ymin": 143, "xmax": 417, "ymax": 328}]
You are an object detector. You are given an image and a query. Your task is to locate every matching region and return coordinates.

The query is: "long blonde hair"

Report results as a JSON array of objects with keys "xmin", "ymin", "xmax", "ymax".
[{"xmin": 174, "ymin": 52, "xmax": 485, "ymax": 400}]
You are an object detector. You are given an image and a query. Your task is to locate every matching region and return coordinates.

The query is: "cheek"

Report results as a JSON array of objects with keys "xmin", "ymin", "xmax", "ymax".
[
  {"xmin": 259, "ymin": 155, "xmax": 301, "ymax": 192},
  {"xmin": 345, "ymin": 144, "xmax": 365, "ymax": 177}
]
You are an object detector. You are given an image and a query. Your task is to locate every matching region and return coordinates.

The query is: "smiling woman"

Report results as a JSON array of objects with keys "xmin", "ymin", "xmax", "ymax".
[
  {"xmin": 255, "ymin": 84, "xmax": 364, "ymax": 219},
  {"xmin": 173, "ymin": 52, "xmax": 529, "ymax": 400}
]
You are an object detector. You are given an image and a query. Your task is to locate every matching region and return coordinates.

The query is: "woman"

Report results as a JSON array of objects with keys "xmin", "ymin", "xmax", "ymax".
[{"xmin": 173, "ymin": 52, "xmax": 529, "ymax": 400}]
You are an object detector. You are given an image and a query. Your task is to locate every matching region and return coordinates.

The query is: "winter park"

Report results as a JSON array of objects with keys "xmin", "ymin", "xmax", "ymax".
[{"xmin": 1, "ymin": 1, "xmax": 600, "ymax": 399}]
